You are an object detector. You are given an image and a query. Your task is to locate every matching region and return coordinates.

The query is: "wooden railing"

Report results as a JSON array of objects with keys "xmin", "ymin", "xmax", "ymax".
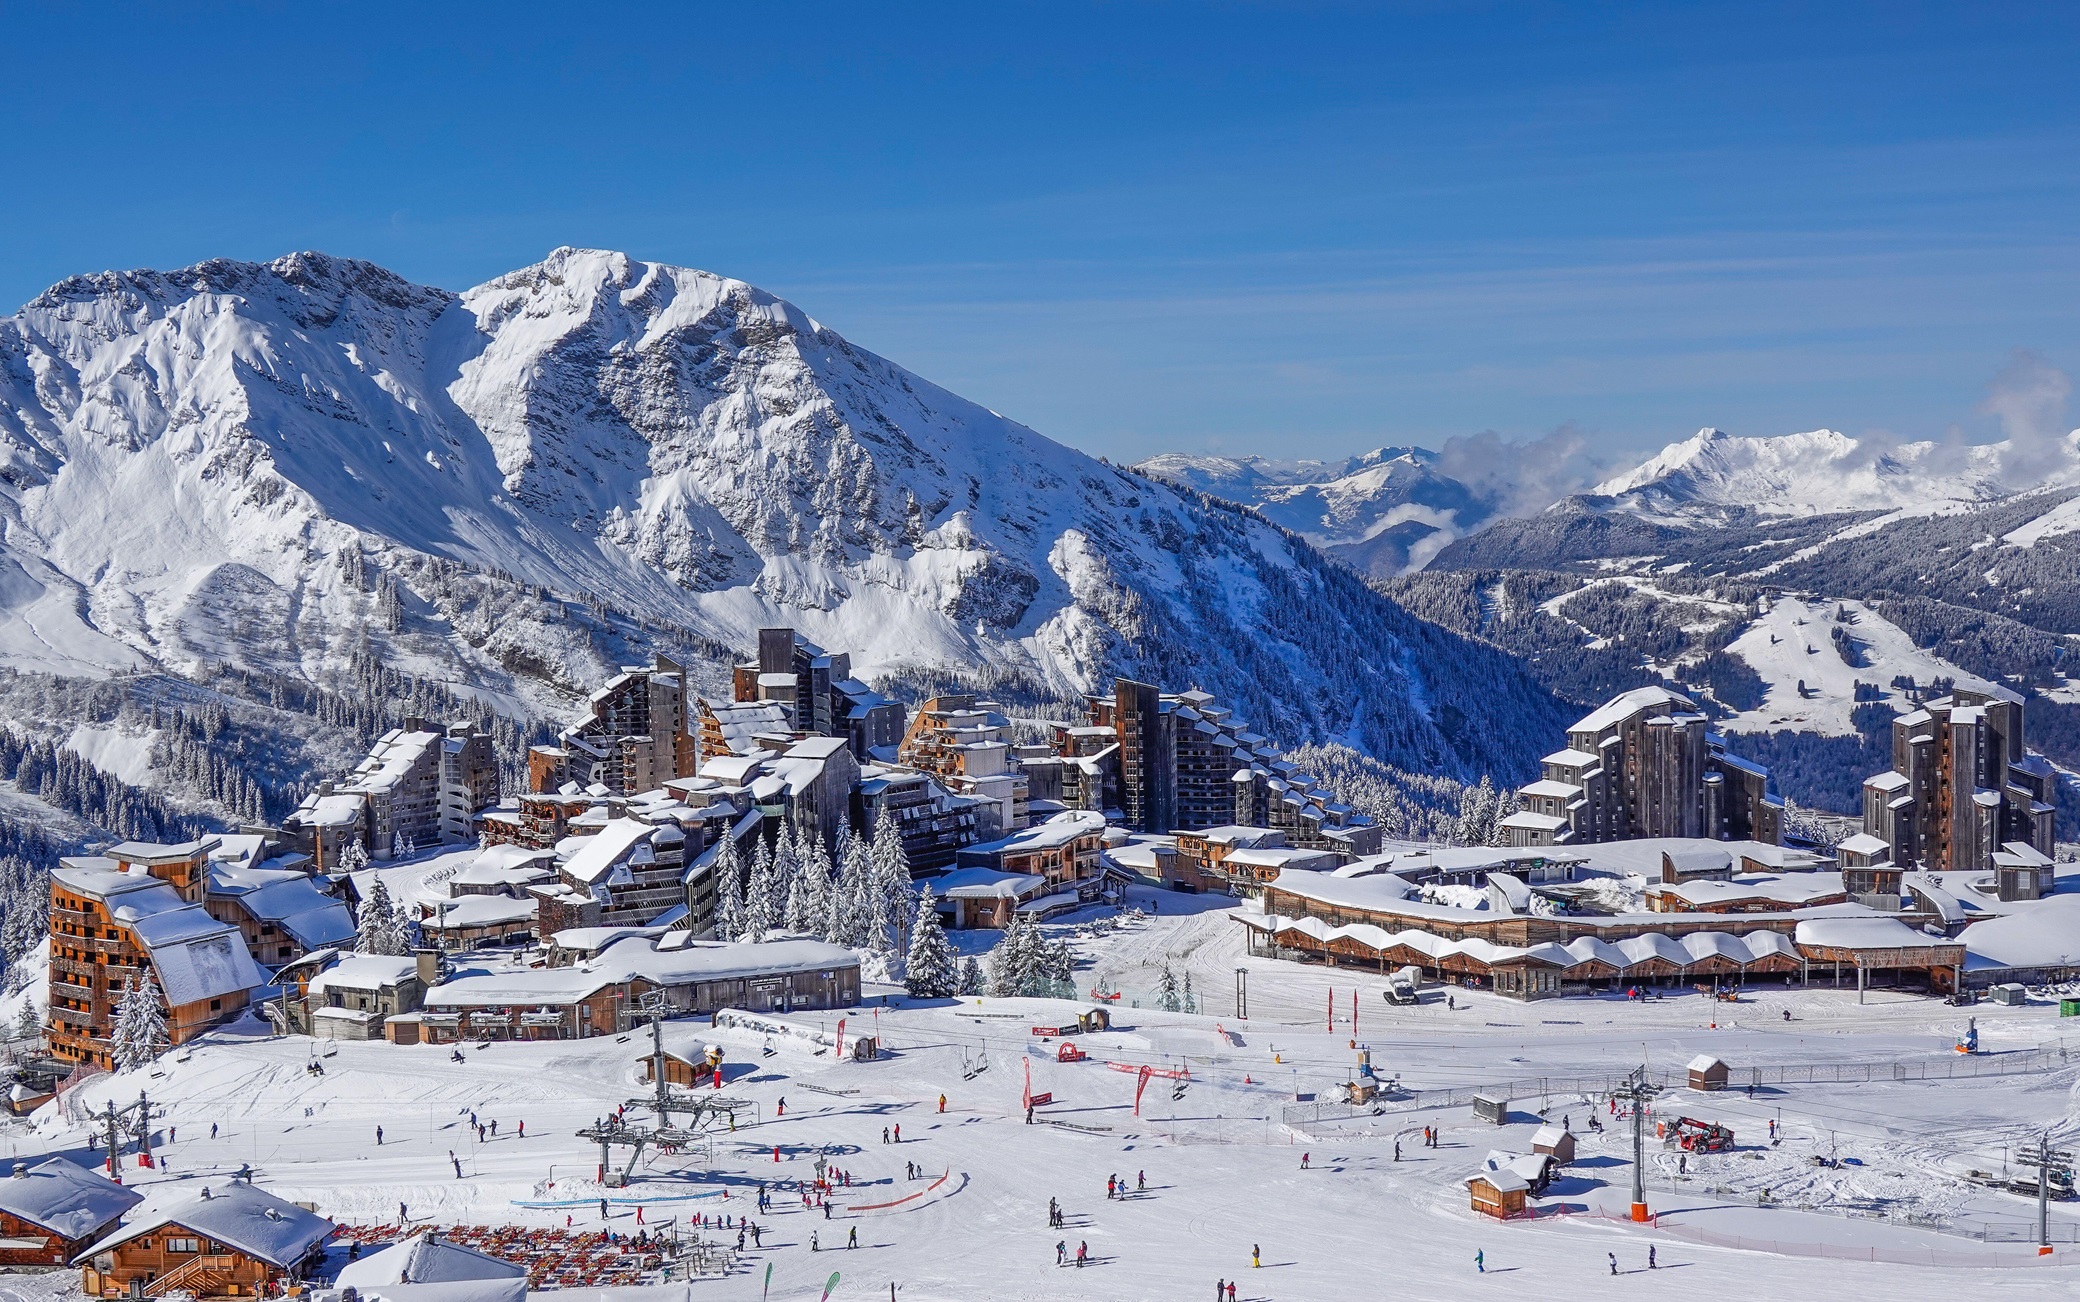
[{"xmin": 149, "ymin": 1253, "xmax": 239, "ymax": 1296}]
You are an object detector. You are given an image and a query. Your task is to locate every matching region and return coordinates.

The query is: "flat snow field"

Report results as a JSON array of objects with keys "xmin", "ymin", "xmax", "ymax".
[{"xmin": 9, "ymin": 894, "xmax": 2080, "ymax": 1302}]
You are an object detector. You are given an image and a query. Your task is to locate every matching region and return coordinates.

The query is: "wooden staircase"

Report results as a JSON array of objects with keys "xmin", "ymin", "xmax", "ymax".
[{"xmin": 147, "ymin": 1253, "xmax": 238, "ymax": 1296}]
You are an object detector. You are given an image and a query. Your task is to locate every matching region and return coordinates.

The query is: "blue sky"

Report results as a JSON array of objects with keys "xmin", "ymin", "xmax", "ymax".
[{"xmin": 4, "ymin": 2, "xmax": 2077, "ymax": 466}]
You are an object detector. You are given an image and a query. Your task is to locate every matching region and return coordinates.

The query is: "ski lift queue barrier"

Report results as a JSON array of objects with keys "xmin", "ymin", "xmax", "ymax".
[{"xmin": 842, "ymin": 1168, "xmax": 953, "ymax": 1214}]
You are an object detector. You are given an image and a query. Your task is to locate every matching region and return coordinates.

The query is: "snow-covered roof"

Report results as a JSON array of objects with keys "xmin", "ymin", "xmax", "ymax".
[
  {"xmin": 1570, "ymin": 686, "xmax": 1695, "ymax": 734},
  {"xmin": 335, "ymin": 1231, "xmax": 526, "ymax": 1287},
  {"xmin": 1962, "ymin": 895, "xmax": 2080, "ymax": 971},
  {"xmin": 561, "ymin": 818, "xmax": 659, "ymax": 885},
  {"xmin": 78, "ymin": 1181, "xmax": 333, "ymax": 1266},
  {"xmin": 1836, "ymin": 833, "xmax": 1890, "ymax": 856},
  {"xmin": 1794, "ymin": 916, "xmax": 1956, "ymax": 951},
  {"xmin": 426, "ymin": 936, "xmax": 857, "ymax": 1007},
  {"xmin": 307, "ymin": 953, "xmax": 420, "ymax": 995},
  {"xmin": 1542, "ymin": 748, "xmax": 1600, "ymax": 768},
  {"xmin": 452, "ymin": 845, "xmax": 558, "ymax": 884},
  {"xmin": 0, "ymin": 1157, "xmax": 142, "ymax": 1240},
  {"xmin": 1648, "ymin": 873, "xmax": 1846, "ymax": 910},
  {"xmin": 1686, "ymin": 1054, "xmax": 1726, "ymax": 1074},
  {"xmin": 425, "ymin": 894, "xmax": 538, "ymax": 929},
  {"xmin": 1468, "ymin": 1168, "xmax": 1530, "ymax": 1194},
  {"xmin": 935, "ymin": 867, "xmax": 1048, "ymax": 899},
  {"xmin": 148, "ymin": 930, "xmax": 269, "ymax": 1007},
  {"xmin": 352, "ymin": 1281, "xmax": 529, "ymax": 1302},
  {"xmin": 1519, "ymin": 779, "xmax": 1584, "ymax": 800}
]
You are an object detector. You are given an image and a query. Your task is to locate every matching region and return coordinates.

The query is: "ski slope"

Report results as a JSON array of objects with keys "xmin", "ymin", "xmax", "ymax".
[{"xmin": 9, "ymin": 894, "xmax": 2080, "ymax": 1300}]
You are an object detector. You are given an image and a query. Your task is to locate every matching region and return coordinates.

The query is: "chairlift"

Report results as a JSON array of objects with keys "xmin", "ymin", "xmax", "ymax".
[
  {"xmin": 1169, "ymin": 1080, "xmax": 1189, "ymax": 1102},
  {"xmin": 762, "ymin": 1038, "xmax": 778, "ymax": 1059},
  {"xmin": 961, "ymin": 1047, "xmax": 990, "ymax": 1081}
]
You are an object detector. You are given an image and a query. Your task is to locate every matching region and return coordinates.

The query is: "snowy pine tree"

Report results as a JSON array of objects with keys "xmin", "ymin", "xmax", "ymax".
[
  {"xmin": 1156, "ymin": 964, "xmax": 1181, "ymax": 1012},
  {"xmin": 1034, "ymin": 931, "xmax": 1077, "ymax": 999},
  {"xmin": 392, "ymin": 901, "xmax": 424, "ymax": 953},
  {"xmin": 768, "ymin": 822, "xmax": 800, "ymax": 930},
  {"xmin": 985, "ymin": 918, "xmax": 1032, "ymax": 998},
  {"xmin": 1182, "ymin": 970, "xmax": 1197, "ymax": 1015},
  {"xmin": 788, "ymin": 833, "xmax": 832, "ymax": 934},
  {"xmin": 15, "ymin": 1004, "xmax": 40, "ymax": 1041},
  {"xmin": 358, "ymin": 877, "xmax": 401, "ymax": 955},
  {"xmin": 742, "ymin": 838, "xmax": 777, "ymax": 943},
  {"xmin": 904, "ymin": 887, "xmax": 957, "ymax": 998},
  {"xmin": 869, "ymin": 807, "xmax": 911, "ymax": 949},
  {"xmin": 110, "ymin": 971, "xmax": 167, "ymax": 1071},
  {"xmin": 711, "ymin": 833, "xmax": 745, "ymax": 941},
  {"xmin": 956, "ymin": 955, "xmax": 985, "ymax": 996},
  {"xmin": 824, "ymin": 825, "xmax": 863, "ymax": 946},
  {"xmin": 339, "ymin": 838, "xmax": 369, "ymax": 874}
]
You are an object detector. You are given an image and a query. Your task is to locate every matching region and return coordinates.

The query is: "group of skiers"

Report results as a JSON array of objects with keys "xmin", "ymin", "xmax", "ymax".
[{"xmin": 1104, "ymin": 1171, "xmax": 1146, "ymax": 1198}]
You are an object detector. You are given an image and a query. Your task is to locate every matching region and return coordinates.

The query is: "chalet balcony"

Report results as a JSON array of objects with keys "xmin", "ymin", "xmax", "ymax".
[{"xmin": 50, "ymin": 955, "xmax": 96, "ymax": 979}]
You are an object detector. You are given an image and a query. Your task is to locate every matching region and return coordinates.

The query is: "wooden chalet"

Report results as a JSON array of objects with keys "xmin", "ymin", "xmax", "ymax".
[
  {"xmin": 75, "ymin": 1181, "xmax": 332, "ymax": 1299},
  {"xmin": 0, "ymin": 1158, "xmax": 141, "ymax": 1267}
]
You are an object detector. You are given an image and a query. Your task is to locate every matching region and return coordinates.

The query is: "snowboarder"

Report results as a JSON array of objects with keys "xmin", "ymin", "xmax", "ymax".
[
  {"xmin": 518, "ymin": 1121, "xmax": 524, "ymax": 1138},
  {"xmin": 376, "ymin": 1126, "xmax": 384, "ymax": 1145},
  {"xmin": 938, "ymin": 1094, "xmax": 947, "ymax": 1112},
  {"xmin": 1649, "ymin": 1245, "xmax": 1657, "ymax": 1269},
  {"xmin": 849, "ymin": 1226, "xmax": 858, "ymax": 1248},
  {"xmin": 1394, "ymin": 1141, "xmax": 1402, "ymax": 1161},
  {"xmin": 811, "ymin": 1231, "xmax": 819, "ymax": 1252},
  {"xmin": 1475, "ymin": 1250, "xmax": 1484, "ymax": 1273},
  {"xmin": 893, "ymin": 1124, "xmax": 901, "ymax": 1142},
  {"xmin": 1301, "ymin": 1152, "xmax": 1310, "ymax": 1169},
  {"xmin": 1026, "ymin": 1104, "xmax": 1035, "ymax": 1124},
  {"xmin": 211, "ymin": 1123, "xmax": 218, "ymax": 1139},
  {"xmin": 1076, "ymin": 1242, "xmax": 1088, "ymax": 1268},
  {"xmin": 452, "ymin": 1157, "xmax": 462, "ymax": 1178},
  {"xmin": 1225, "ymin": 1284, "xmax": 1236, "ymax": 1301},
  {"xmin": 600, "ymin": 1199, "xmax": 609, "ymax": 1220},
  {"xmin": 399, "ymin": 1201, "xmax": 408, "ymax": 1221},
  {"xmin": 1137, "ymin": 1170, "xmax": 1145, "ymax": 1191},
  {"xmin": 1107, "ymin": 1175, "xmax": 1117, "ymax": 1199},
  {"xmin": 490, "ymin": 1119, "xmax": 498, "ymax": 1136},
  {"xmin": 777, "ymin": 1097, "xmax": 786, "ymax": 1117},
  {"xmin": 1048, "ymin": 1197, "xmax": 1058, "ymax": 1225},
  {"xmin": 1056, "ymin": 1241, "xmax": 1067, "ymax": 1266},
  {"xmin": 1216, "ymin": 1280, "xmax": 1225, "ymax": 1299},
  {"xmin": 1609, "ymin": 1252, "xmax": 1618, "ymax": 1275},
  {"xmin": 824, "ymin": 1200, "xmax": 832, "ymax": 1220},
  {"xmin": 1252, "ymin": 1244, "xmax": 1261, "ymax": 1268},
  {"xmin": 882, "ymin": 1127, "xmax": 890, "ymax": 1144}
]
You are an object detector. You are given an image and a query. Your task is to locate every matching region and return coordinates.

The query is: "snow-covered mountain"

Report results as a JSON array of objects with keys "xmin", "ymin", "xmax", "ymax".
[
  {"xmin": 1590, "ymin": 426, "xmax": 2080, "ymax": 519},
  {"xmin": 1134, "ymin": 447, "xmax": 1494, "ymax": 576},
  {"xmin": 0, "ymin": 249, "xmax": 1569, "ymax": 779}
]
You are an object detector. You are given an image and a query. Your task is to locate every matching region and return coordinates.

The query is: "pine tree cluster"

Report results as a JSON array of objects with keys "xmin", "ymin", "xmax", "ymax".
[{"xmin": 0, "ymin": 730, "xmax": 214, "ymax": 844}]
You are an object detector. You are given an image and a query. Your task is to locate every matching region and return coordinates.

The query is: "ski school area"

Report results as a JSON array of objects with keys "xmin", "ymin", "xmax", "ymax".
[{"xmin": 8, "ymin": 903, "xmax": 2080, "ymax": 1302}]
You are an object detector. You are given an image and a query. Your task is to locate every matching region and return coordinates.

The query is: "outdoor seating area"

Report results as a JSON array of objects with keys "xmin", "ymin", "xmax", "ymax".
[{"xmin": 330, "ymin": 1222, "xmax": 685, "ymax": 1288}]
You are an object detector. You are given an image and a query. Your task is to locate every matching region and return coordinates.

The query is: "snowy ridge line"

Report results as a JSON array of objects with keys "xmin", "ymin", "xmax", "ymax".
[{"xmin": 1283, "ymin": 1039, "xmax": 2079, "ymax": 1126}]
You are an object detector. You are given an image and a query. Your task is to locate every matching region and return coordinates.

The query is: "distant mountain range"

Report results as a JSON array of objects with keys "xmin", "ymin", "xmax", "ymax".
[
  {"xmin": 0, "ymin": 249, "xmax": 1571, "ymax": 795},
  {"xmin": 1134, "ymin": 447, "xmax": 1497, "ymax": 575},
  {"xmin": 1140, "ymin": 425, "xmax": 2080, "ymax": 579}
]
